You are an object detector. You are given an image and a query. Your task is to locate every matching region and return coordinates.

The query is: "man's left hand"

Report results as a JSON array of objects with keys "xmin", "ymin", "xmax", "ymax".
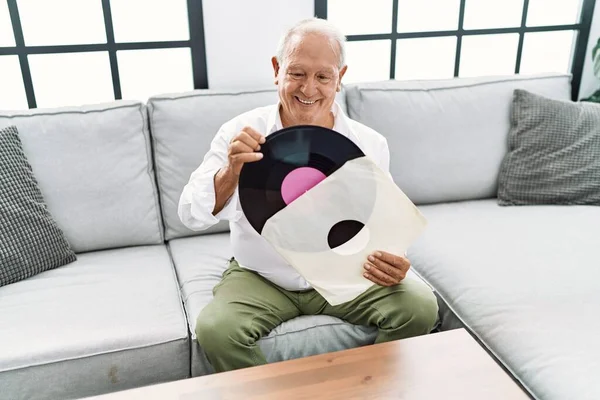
[{"xmin": 363, "ymin": 251, "xmax": 411, "ymax": 287}]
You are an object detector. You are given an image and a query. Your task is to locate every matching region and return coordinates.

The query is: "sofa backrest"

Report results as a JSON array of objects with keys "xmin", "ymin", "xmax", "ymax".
[
  {"xmin": 0, "ymin": 101, "xmax": 164, "ymax": 253},
  {"xmin": 344, "ymin": 73, "xmax": 572, "ymax": 204},
  {"xmin": 1, "ymin": 73, "xmax": 571, "ymax": 249},
  {"xmin": 147, "ymin": 87, "xmax": 348, "ymax": 240}
]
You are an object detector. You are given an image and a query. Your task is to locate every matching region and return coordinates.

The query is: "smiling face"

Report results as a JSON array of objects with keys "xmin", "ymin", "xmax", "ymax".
[{"xmin": 272, "ymin": 32, "xmax": 347, "ymax": 129}]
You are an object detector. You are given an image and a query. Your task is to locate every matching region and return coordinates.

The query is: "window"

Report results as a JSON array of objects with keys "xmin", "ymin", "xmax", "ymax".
[
  {"xmin": 0, "ymin": 2, "xmax": 16, "ymax": 47},
  {"xmin": 28, "ymin": 52, "xmax": 114, "ymax": 108},
  {"xmin": 316, "ymin": 0, "xmax": 596, "ymax": 100},
  {"xmin": 0, "ymin": 56, "xmax": 28, "ymax": 109},
  {"xmin": 1, "ymin": 1, "xmax": 595, "ymax": 109},
  {"xmin": 395, "ymin": 36, "xmax": 456, "ymax": 80},
  {"xmin": 0, "ymin": 0, "xmax": 208, "ymax": 109}
]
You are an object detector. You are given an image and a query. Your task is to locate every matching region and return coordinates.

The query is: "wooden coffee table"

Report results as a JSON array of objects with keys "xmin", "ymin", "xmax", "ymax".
[{"xmin": 85, "ymin": 328, "xmax": 530, "ymax": 399}]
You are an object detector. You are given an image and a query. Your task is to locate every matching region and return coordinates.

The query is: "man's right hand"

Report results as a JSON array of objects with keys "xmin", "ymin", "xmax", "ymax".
[
  {"xmin": 226, "ymin": 126, "xmax": 266, "ymax": 176},
  {"xmin": 212, "ymin": 127, "xmax": 265, "ymax": 216}
]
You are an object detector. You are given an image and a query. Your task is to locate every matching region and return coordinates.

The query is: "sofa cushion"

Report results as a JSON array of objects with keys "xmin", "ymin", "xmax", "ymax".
[
  {"xmin": 409, "ymin": 199, "xmax": 600, "ymax": 400},
  {"xmin": 498, "ymin": 89, "xmax": 600, "ymax": 205},
  {"xmin": 169, "ymin": 233, "xmax": 436, "ymax": 376},
  {"xmin": 167, "ymin": 233, "xmax": 385, "ymax": 376},
  {"xmin": 0, "ymin": 245, "xmax": 189, "ymax": 400},
  {"xmin": 0, "ymin": 101, "xmax": 164, "ymax": 253},
  {"xmin": 344, "ymin": 73, "xmax": 572, "ymax": 205},
  {"xmin": 147, "ymin": 88, "xmax": 348, "ymax": 241},
  {"xmin": 0, "ymin": 125, "xmax": 76, "ymax": 287}
]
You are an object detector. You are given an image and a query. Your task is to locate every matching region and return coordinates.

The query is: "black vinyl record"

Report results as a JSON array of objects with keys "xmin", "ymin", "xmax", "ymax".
[{"xmin": 238, "ymin": 125, "xmax": 364, "ymax": 235}]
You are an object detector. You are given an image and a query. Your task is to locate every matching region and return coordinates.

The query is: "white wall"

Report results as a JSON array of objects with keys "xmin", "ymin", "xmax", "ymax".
[
  {"xmin": 579, "ymin": 2, "xmax": 600, "ymax": 99},
  {"xmin": 203, "ymin": 0, "xmax": 314, "ymax": 90}
]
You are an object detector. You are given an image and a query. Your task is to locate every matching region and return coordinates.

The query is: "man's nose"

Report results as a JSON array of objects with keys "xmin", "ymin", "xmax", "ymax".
[{"xmin": 300, "ymin": 77, "xmax": 318, "ymax": 97}]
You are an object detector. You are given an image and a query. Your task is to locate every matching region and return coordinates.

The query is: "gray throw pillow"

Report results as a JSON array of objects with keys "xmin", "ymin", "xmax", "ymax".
[
  {"xmin": 0, "ymin": 125, "xmax": 77, "ymax": 287},
  {"xmin": 497, "ymin": 89, "xmax": 600, "ymax": 205}
]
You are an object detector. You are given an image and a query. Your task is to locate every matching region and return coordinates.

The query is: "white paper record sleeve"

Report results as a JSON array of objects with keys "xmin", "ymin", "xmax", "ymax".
[{"xmin": 261, "ymin": 156, "xmax": 427, "ymax": 305}]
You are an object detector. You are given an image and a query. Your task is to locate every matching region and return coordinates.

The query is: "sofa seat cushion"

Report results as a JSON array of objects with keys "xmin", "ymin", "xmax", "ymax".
[
  {"xmin": 409, "ymin": 199, "xmax": 600, "ymax": 400},
  {"xmin": 168, "ymin": 234, "xmax": 386, "ymax": 376},
  {"xmin": 0, "ymin": 245, "xmax": 189, "ymax": 400}
]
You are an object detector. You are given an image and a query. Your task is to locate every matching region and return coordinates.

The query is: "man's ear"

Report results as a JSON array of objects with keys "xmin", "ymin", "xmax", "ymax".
[
  {"xmin": 337, "ymin": 65, "xmax": 348, "ymax": 92},
  {"xmin": 271, "ymin": 57, "xmax": 280, "ymax": 85}
]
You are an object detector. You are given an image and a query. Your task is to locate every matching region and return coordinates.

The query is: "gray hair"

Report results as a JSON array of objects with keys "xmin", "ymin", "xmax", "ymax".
[{"xmin": 275, "ymin": 18, "xmax": 347, "ymax": 69}]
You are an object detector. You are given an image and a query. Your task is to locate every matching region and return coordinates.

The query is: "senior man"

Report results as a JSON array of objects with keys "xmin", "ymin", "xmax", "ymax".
[{"xmin": 179, "ymin": 18, "xmax": 438, "ymax": 373}]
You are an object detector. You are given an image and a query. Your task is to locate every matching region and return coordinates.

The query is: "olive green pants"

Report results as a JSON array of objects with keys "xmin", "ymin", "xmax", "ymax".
[{"xmin": 196, "ymin": 259, "xmax": 439, "ymax": 373}]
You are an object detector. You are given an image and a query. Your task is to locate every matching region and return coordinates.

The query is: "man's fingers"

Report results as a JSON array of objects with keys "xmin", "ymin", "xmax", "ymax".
[
  {"xmin": 229, "ymin": 140, "xmax": 255, "ymax": 155},
  {"xmin": 376, "ymin": 251, "xmax": 398, "ymax": 265},
  {"xmin": 232, "ymin": 152, "xmax": 263, "ymax": 164},
  {"xmin": 235, "ymin": 132, "xmax": 261, "ymax": 151},
  {"xmin": 363, "ymin": 268, "xmax": 393, "ymax": 287},
  {"xmin": 363, "ymin": 262, "xmax": 397, "ymax": 285},
  {"xmin": 374, "ymin": 251, "xmax": 411, "ymax": 273},
  {"xmin": 241, "ymin": 126, "xmax": 266, "ymax": 144},
  {"xmin": 367, "ymin": 255, "xmax": 403, "ymax": 280}
]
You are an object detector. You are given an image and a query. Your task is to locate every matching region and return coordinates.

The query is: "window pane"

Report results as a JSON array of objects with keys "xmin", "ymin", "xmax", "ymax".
[
  {"xmin": 117, "ymin": 48, "xmax": 193, "ymax": 101},
  {"xmin": 396, "ymin": 37, "xmax": 456, "ymax": 80},
  {"xmin": 519, "ymin": 31, "xmax": 576, "ymax": 74},
  {"xmin": 17, "ymin": 0, "xmax": 106, "ymax": 45},
  {"xmin": 0, "ymin": 56, "xmax": 28, "ymax": 110},
  {"xmin": 343, "ymin": 40, "xmax": 391, "ymax": 84},
  {"xmin": 459, "ymin": 33, "xmax": 519, "ymax": 77},
  {"xmin": 463, "ymin": 0, "xmax": 524, "ymax": 29},
  {"xmin": 203, "ymin": 0, "xmax": 313, "ymax": 90},
  {"xmin": 526, "ymin": 0, "xmax": 582, "ymax": 26},
  {"xmin": 0, "ymin": 1, "xmax": 15, "ymax": 46},
  {"xmin": 110, "ymin": 0, "xmax": 189, "ymax": 43},
  {"xmin": 398, "ymin": 0, "xmax": 460, "ymax": 32},
  {"xmin": 29, "ymin": 52, "xmax": 114, "ymax": 108},
  {"xmin": 328, "ymin": 0, "xmax": 393, "ymax": 35}
]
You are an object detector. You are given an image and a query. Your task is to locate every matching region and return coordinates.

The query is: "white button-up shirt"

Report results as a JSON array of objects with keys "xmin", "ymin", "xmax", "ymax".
[{"xmin": 178, "ymin": 101, "xmax": 391, "ymax": 291}]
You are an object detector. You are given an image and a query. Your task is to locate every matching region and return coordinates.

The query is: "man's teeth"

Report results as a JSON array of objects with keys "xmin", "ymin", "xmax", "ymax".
[{"xmin": 297, "ymin": 97, "xmax": 316, "ymax": 105}]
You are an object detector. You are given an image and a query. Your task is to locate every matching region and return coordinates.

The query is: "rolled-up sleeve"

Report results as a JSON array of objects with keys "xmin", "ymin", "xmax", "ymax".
[{"xmin": 178, "ymin": 125, "xmax": 243, "ymax": 231}]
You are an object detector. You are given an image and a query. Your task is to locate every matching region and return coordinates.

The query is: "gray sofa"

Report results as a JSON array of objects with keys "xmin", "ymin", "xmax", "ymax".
[{"xmin": 0, "ymin": 72, "xmax": 596, "ymax": 400}]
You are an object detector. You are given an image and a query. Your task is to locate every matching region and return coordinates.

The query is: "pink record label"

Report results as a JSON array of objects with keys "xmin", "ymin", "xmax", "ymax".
[{"xmin": 281, "ymin": 167, "xmax": 327, "ymax": 205}]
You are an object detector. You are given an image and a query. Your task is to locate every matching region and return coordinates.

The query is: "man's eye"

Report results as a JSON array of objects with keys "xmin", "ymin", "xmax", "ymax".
[
  {"xmin": 318, "ymin": 75, "xmax": 331, "ymax": 81},
  {"xmin": 290, "ymin": 73, "xmax": 304, "ymax": 78}
]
